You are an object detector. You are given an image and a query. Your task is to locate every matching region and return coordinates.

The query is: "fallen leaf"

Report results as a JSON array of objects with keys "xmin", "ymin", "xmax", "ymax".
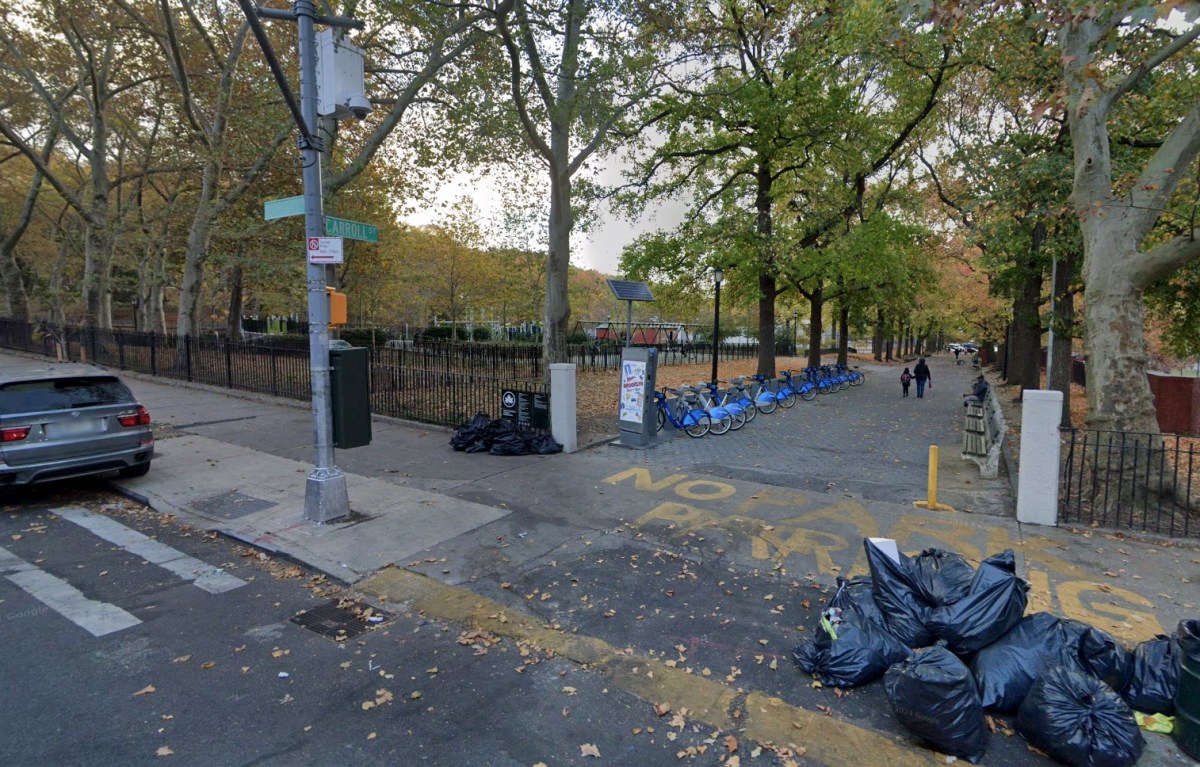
[
  {"xmin": 200, "ymin": 661, "xmax": 216, "ymax": 670},
  {"xmin": 580, "ymin": 743, "xmax": 601, "ymax": 757},
  {"xmin": 156, "ymin": 746, "xmax": 174, "ymax": 756},
  {"xmin": 654, "ymin": 702, "xmax": 671, "ymax": 717},
  {"xmin": 133, "ymin": 685, "xmax": 157, "ymax": 697},
  {"xmin": 172, "ymin": 655, "xmax": 191, "ymax": 664},
  {"xmin": 725, "ymin": 734, "xmax": 739, "ymax": 753},
  {"xmin": 562, "ymin": 686, "xmax": 577, "ymax": 696},
  {"xmin": 367, "ymin": 732, "xmax": 377, "ymax": 740}
]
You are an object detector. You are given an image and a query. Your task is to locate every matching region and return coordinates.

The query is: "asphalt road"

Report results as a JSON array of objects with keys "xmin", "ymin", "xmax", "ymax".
[{"xmin": 0, "ymin": 483, "xmax": 761, "ymax": 766}]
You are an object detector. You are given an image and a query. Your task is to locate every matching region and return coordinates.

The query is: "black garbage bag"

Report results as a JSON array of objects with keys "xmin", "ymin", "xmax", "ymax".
[
  {"xmin": 792, "ymin": 577, "xmax": 911, "ymax": 688},
  {"xmin": 971, "ymin": 614, "xmax": 1127, "ymax": 712},
  {"xmin": 1121, "ymin": 635, "xmax": 1180, "ymax": 714},
  {"xmin": 1079, "ymin": 626, "xmax": 1133, "ymax": 691},
  {"xmin": 792, "ymin": 618, "xmax": 912, "ymax": 688},
  {"xmin": 926, "ymin": 550, "xmax": 1028, "ymax": 656},
  {"xmin": 1017, "ymin": 666, "xmax": 1144, "ymax": 767},
  {"xmin": 864, "ymin": 539, "xmax": 936, "ymax": 648},
  {"xmin": 972, "ymin": 612, "xmax": 1068, "ymax": 712},
  {"xmin": 450, "ymin": 411, "xmax": 492, "ymax": 451},
  {"xmin": 911, "ymin": 548, "xmax": 976, "ymax": 607},
  {"xmin": 527, "ymin": 433, "xmax": 563, "ymax": 455},
  {"xmin": 489, "ymin": 428, "xmax": 531, "ymax": 456},
  {"xmin": 885, "ymin": 645, "xmax": 989, "ymax": 763}
]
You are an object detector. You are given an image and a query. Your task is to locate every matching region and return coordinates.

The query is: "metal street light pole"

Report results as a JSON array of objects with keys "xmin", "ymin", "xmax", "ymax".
[
  {"xmin": 295, "ymin": 1, "xmax": 349, "ymax": 523},
  {"xmin": 711, "ymin": 266, "xmax": 723, "ymax": 385},
  {"xmin": 239, "ymin": 0, "xmax": 359, "ymax": 522}
]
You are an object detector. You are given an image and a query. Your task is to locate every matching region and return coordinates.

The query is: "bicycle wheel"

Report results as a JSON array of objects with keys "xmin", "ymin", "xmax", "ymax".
[
  {"xmin": 683, "ymin": 412, "xmax": 709, "ymax": 438},
  {"xmin": 778, "ymin": 389, "xmax": 797, "ymax": 408},
  {"xmin": 755, "ymin": 394, "xmax": 777, "ymax": 414},
  {"xmin": 838, "ymin": 377, "xmax": 849, "ymax": 391},
  {"xmin": 818, "ymin": 380, "xmax": 834, "ymax": 395},
  {"xmin": 799, "ymin": 384, "xmax": 817, "ymax": 401},
  {"xmin": 656, "ymin": 408, "xmax": 667, "ymax": 433},
  {"xmin": 741, "ymin": 400, "xmax": 757, "ymax": 423},
  {"xmin": 708, "ymin": 411, "xmax": 732, "ymax": 435},
  {"xmin": 728, "ymin": 408, "xmax": 747, "ymax": 430},
  {"xmin": 850, "ymin": 372, "xmax": 865, "ymax": 386}
]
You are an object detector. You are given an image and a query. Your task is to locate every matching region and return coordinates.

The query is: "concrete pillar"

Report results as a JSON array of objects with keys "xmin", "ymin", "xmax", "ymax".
[
  {"xmin": 550, "ymin": 363, "xmax": 577, "ymax": 453},
  {"xmin": 1017, "ymin": 389, "xmax": 1063, "ymax": 526}
]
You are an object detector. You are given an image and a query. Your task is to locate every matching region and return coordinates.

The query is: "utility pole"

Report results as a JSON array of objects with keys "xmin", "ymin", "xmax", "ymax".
[{"xmin": 240, "ymin": 0, "xmax": 364, "ymax": 523}]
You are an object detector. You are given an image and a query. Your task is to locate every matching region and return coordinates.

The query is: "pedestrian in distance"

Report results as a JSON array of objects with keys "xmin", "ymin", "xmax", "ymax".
[
  {"xmin": 954, "ymin": 348, "xmax": 961, "ymax": 365},
  {"xmin": 900, "ymin": 367, "xmax": 913, "ymax": 397},
  {"xmin": 913, "ymin": 357, "xmax": 931, "ymax": 398}
]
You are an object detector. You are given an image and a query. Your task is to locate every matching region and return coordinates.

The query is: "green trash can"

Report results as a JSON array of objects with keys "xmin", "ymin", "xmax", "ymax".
[{"xmin": 1178, "ymin": 619, "xmax": 1200, "ymax": 760}]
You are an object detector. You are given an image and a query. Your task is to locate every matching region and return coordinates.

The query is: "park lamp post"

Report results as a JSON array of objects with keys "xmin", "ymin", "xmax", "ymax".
[{"xmin": 711, "ymin": 266, "xmax": 723, "ymax": 385}]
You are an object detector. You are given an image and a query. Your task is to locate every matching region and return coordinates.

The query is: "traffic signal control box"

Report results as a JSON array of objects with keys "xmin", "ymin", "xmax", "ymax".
[{"xmin": 329, "ymin": 346, "xmax": 371, "ymax": 449}]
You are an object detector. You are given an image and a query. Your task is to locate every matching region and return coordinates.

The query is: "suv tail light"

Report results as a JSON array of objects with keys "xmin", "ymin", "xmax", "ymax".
[
  {"xmin": 117, "ymin": 406, "xmax": 151, "ymax": 427},
  {"xmin": 1, "ymin": 426, "xmax": 31, "ymax": 443}
]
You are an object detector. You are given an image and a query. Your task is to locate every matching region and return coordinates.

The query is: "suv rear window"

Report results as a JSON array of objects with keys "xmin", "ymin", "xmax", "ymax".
[{"xmin": 0, "ymin": 376, "xmax": 134, "ymax": 415}]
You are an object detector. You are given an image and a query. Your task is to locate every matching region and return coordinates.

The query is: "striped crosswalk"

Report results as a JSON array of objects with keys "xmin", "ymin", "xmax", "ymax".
[{"xmin": 0, "ymin": 506, "xmax": 245, "ymax": 637}]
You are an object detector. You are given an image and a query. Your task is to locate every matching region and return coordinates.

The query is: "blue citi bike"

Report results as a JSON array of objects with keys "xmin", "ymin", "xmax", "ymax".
[{"xmin": 654, "ymin": 386, "xmax": 730, "ymax": 437}]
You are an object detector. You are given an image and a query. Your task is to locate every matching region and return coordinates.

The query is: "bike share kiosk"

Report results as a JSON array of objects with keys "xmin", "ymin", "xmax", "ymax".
[
  {"xmin": 607, "ymin": 279, "xmax": 662, "ymax": 448},
  {"xmin": 618, "ymin": 346, "xmax": 659, "ymax": 447}
]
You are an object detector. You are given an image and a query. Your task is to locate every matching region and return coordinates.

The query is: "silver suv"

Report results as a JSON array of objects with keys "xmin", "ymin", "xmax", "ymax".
[{"xmin": 0, "ymin": 362, "xmax": 154, "ymax": 486}]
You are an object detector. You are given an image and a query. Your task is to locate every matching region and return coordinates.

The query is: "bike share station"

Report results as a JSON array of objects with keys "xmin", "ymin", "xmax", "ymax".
[{"xmin": 608, "ymin": 279, "xmax": 670, "ymax": 449}]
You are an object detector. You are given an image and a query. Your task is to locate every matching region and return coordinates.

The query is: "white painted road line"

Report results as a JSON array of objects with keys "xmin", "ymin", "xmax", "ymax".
[
  {"xmin": 0, "ymin": 545, "xmax": 141, "ymax": 637},
  {"xmin": 57, "ymin": 507, "xmax": 246, "ymax": 594}
]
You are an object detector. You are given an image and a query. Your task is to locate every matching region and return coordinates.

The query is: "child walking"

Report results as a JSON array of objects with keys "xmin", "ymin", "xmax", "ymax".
[{"xmin": 900, "ymin": 367, "xmax": 913, "ymax": 397}]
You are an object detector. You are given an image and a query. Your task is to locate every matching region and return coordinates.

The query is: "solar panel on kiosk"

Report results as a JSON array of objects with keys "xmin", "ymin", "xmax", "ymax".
[{"xmin": 606, "ymin": 279, "xmax": 654, "ymax": 302}]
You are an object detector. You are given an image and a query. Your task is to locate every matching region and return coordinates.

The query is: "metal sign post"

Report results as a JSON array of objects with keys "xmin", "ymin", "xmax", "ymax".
[{"xmin": 240, "ymin": 0, "xmax": 364, "ymax": 523}]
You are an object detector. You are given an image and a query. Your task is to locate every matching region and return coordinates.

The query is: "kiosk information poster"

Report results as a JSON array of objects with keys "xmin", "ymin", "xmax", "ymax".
[{"xmin": 618, "ymin": 347, "xmax": 658, "ymax": 447}]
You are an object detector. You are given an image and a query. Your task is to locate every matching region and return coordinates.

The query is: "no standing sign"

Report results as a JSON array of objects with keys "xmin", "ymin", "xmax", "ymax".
[{"xmin": 307, "ymin": 237, "xmax": 344, "ymax": 264}]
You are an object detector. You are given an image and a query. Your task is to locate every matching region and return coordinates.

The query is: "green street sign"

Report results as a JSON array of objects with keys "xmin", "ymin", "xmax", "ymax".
[
  {"xmin": 263, "ymin": 195, "xmax": 305, "ymax": 221},
  {"xmin": 325, "ymin": 216, "xmax": 379, "ymax": 243}
]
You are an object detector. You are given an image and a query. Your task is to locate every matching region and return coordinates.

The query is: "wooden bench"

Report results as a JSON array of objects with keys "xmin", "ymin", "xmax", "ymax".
[{"xmin": 961, "ymin": 387, "xmax": 1005, "ymax": 478}]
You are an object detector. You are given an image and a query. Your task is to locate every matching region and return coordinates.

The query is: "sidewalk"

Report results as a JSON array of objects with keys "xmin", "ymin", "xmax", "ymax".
[{"xmin": 4, "ymin": 349, "xmax": 1195, "ymax": 765}]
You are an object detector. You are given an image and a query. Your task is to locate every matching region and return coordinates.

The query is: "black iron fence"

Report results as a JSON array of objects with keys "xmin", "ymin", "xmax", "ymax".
[
  {"xmin": 1060, "ymin": 427, "xmax": 1198, "ymax": 538},
  {"xmin": 0, "ymin": 319, "xmax": 542, "ymax": 430}
]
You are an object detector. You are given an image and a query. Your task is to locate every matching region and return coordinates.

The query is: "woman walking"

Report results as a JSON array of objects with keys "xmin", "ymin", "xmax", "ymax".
[{"xmin": 913, "ymin": 357, "xmax": 932, "ymax": 398}]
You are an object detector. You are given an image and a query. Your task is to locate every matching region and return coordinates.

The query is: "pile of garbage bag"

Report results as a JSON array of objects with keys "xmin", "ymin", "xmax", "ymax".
[
  {"xmin": 793, "ymin": 538, "xmax": 1191, "ymax": 767},
  {"xmin": 449, "ymin": 412, "xmax": 562, "ymax": 456}
]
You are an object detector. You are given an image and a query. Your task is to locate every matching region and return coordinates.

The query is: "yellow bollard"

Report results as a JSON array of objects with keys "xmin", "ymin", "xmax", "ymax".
[{"xmin": 914, "ymin": 444, "xmax": 955, "ymax": 511}]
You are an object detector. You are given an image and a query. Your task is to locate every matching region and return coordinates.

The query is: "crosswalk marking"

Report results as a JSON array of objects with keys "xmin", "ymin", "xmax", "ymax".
[
  {"xmin": 0, "ymin": 545, "xmax": 141, "ymax": 637},
  {"xmin": 57, "ymin": 507, "xmax": 246, "ymax": 594}
]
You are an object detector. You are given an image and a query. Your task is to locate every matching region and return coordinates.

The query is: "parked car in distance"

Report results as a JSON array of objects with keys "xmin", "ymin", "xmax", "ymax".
[
  {"xmin": 328, "ymin": 339, "xmax": 353, "ymax": 350},
  {"xmin": 0, "ymin": 362, "xmax": 154, "ymax": 486}
]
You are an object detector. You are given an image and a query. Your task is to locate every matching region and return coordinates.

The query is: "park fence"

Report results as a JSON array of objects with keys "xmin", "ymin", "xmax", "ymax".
[
  {"xmin": 0, "ymin": 319, "xmax": 544, "ymax": 430},
  {"xmin": 1060, "ymin": 427, "xmax": 1198, "ymax": 538}
]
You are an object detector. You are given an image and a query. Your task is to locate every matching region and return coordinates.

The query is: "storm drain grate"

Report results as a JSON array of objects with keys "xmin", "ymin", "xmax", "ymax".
[
  {"xmin": 189, "ymin": 491, "xmax": 277, "ymax": 520},
  {"xmin": 291, "ymin": 599, "xmax": 393, "ymax": 640}
]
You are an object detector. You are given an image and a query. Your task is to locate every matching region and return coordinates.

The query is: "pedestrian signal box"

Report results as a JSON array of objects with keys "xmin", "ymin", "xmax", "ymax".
[{"xmin": 326, "ymin": 287, "xmax": 347, "ymax": 326}]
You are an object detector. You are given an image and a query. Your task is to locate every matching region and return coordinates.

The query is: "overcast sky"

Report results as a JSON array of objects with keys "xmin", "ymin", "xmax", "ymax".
[{"xmin": 401, "ymin": 167, "xmax": 687, "ymax": 275}]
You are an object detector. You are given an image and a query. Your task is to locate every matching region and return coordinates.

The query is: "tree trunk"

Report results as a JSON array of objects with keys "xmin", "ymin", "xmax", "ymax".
[
  {"xmin": 873, "ymin": 309, "xmax": 884, "ymax": 362},
  {"xmin": 1049, "ymin": 252, "xmax": 1077, "ymax": 427},
  {"xmin": 176, "ymin": 159, "xmax": 219, "ymax": 343},
  {"xmin": 543, "ymin": 160, "xmax": 571, "ymax": 371},
  {"xmin": 756, "ymin": 275, "xmax": 776, "ymax": 376},
  {"xmin": 806, "ymin": 281, "xmax": 823, "ymax": 368},
  {"xmin": 837, "ymin": 304, "xmax": 849, "ymax": 365},
  {"xmin": 227, "ymin": 263, "xmax": 244, "ymax": 340},
  {"xmin": 1007, "ymin": 262, "xmax": 1042, "ymax": 393}
]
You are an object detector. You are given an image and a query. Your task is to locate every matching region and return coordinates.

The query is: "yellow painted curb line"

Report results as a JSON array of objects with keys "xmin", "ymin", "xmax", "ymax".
[{"xmin": 357, "ymin": 567, "xmax": 940, "ymax": 767}]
